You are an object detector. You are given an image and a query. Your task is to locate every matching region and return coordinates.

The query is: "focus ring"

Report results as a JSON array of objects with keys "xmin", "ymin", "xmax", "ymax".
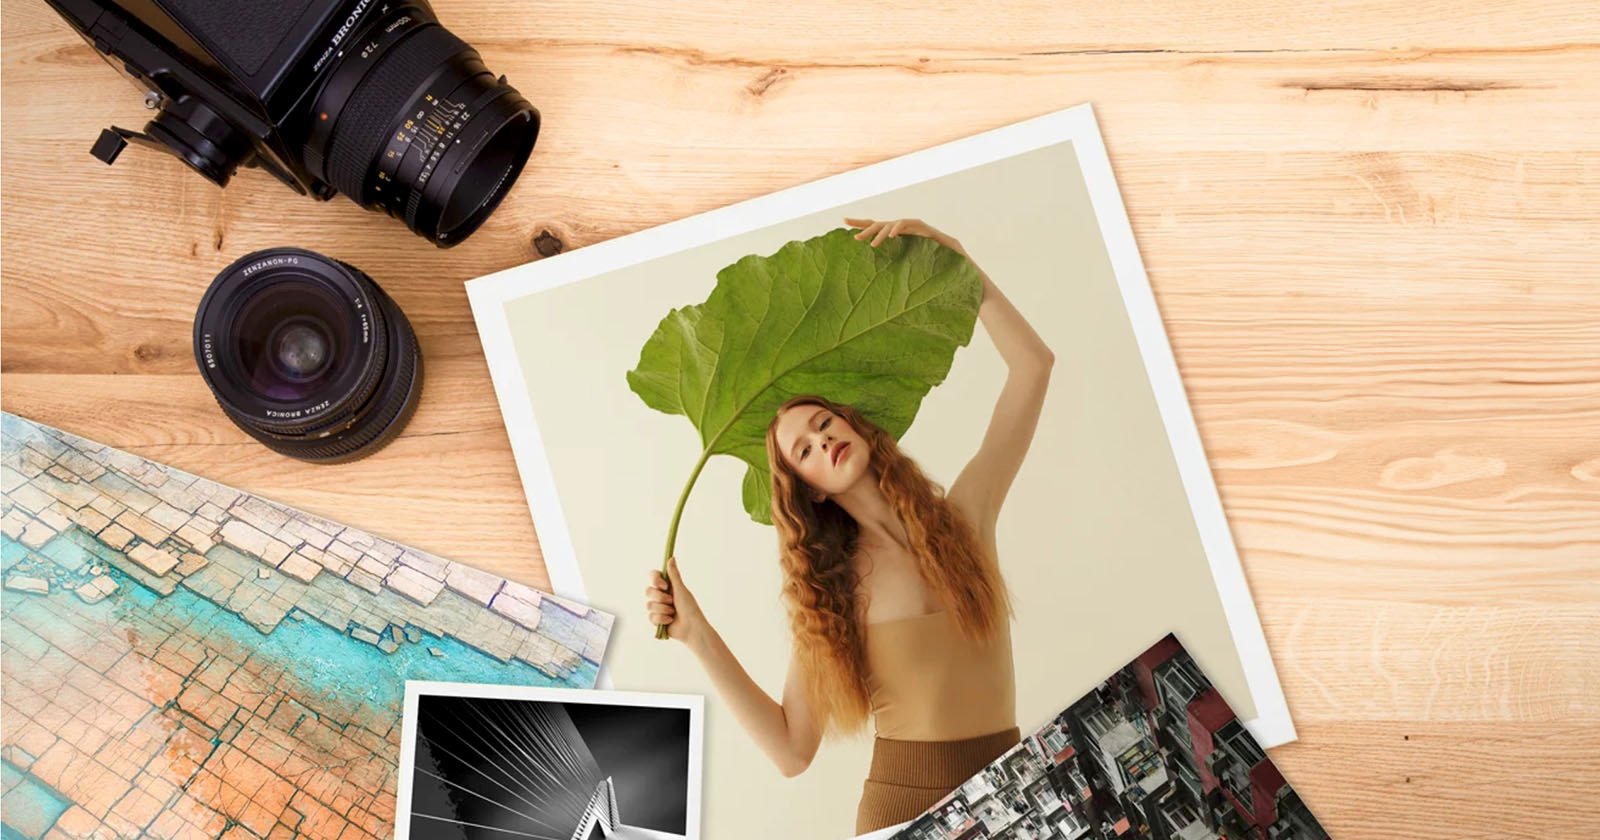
[{"xmin": 324, "ymin": 23, "xmax": 469, "ymax": 205}]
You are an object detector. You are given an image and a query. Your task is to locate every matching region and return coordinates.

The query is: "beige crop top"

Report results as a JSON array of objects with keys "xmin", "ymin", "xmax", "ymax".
[{"xmin": 864, "ymin": 610, "xmax": 1016, "ymax": 742}]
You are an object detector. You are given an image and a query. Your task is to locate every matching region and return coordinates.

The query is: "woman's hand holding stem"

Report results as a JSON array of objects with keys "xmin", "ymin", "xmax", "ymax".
[{"xmin": 647, "ymin": 559, "xmax": 822, "ymax": 776}]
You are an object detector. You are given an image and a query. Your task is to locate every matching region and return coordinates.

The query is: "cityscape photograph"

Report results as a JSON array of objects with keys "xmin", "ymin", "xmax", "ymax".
[{"xmin": 892, "ymin": 635, "xmax": 1328, "ymax": 840}]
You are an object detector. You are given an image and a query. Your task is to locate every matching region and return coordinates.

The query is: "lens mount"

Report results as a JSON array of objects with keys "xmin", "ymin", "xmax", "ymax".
[{"xmin": 145, "ymin": 96, "xmax": 255, "ymax": 188}]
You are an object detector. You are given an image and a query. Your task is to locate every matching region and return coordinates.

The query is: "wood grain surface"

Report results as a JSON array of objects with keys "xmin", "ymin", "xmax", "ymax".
[{"xmin": 3, "ymin": 2, "xmax": 1597, "ymax": 836}]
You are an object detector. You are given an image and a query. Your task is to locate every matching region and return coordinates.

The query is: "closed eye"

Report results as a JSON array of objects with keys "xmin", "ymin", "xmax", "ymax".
[
  {"xmin": 820, "ymin": 417, "xmax": 832, "ymax": 430},
  {"xmin": 800, "ymin": 445, "xmax": 810, "ymax": 461}
]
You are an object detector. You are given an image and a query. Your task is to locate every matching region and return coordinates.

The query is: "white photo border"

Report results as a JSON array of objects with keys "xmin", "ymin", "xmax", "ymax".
[
  {"xmin": 465, "ymin": 103, "xmax": 1295, "ymax": 748},
  {"xmin": 396, "ymin": 680, "xmax": 705, "ymax": 840}
]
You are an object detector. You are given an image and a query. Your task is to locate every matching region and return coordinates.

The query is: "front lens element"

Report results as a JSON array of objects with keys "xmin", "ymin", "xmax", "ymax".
[
  {"xmin": 232, "ymin": 281, "xmax": 351, "ymax": 401},
  {"xmin": 271, "ymin": 322, "xmax": 332, "ymax": 382}
]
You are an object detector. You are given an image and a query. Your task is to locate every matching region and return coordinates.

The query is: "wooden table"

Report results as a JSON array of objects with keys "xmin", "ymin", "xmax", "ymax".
[{"xmin": 3, "ymin": 2, "xmax": 1596, "ymax": 836}]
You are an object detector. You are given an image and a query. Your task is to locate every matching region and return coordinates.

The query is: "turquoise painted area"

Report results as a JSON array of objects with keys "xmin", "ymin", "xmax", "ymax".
[
  {"xmin": 0, "ymin": 538, "xmax": 27, "ymax": 572},
  {"xmin": 1, "ymin": 532, "xmax": 597, "ymax": 717},
  {"xmin": 37, "ymin": 530, "xmax": 96, "ymax": 572},
  {"xmin": 59, "ymin": 526, "xmax": 133, "ymax": 574},
  {"xmin": 225, "ymin": 590, "xmax": 598, "ymax": 711},
  {"xmin": 1, "ymin": 759, "xmax": 71, "ymax": 840}
]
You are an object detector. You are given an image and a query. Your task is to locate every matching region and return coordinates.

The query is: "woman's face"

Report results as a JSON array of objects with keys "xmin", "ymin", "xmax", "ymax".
[{"xmin": 773, "ymin": 403, "xmax": 871, "ymax": 499}]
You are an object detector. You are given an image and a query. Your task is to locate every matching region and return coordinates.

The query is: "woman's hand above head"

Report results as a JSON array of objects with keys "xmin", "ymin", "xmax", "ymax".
[
  {"xmin": 646, "ymin": 556, "xmax": 705, "ymax": 647},
  {"xmin": 844, "ymin": 217, "xmax": 965, "ymax": 255}
]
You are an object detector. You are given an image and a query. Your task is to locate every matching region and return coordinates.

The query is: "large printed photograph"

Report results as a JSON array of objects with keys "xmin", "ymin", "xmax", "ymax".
[
  {"xmin": 467, "ymin": 105, "xmax": 1293, "ymax": 839},
  {"xmin": 0, "ymin": 413, "xmax": 612, "ymax": 840}
]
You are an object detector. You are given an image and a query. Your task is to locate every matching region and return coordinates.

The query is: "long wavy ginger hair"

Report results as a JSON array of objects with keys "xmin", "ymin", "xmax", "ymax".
[{"xmin": 764, "ymin": 395, "xmax": 1008, "ymax": 737}]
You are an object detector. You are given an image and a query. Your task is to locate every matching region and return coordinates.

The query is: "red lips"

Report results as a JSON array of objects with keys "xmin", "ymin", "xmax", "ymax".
[{"xmin": 831, "ymin": 441, "xmax": 850, "ymax": 466}]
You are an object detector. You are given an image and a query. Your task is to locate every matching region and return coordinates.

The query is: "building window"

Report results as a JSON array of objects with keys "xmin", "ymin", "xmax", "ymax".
[
  {"xmin": 1118, "ymin": 742, "xmax": 1164, "ymax": 783},
  {"xmin": 1043, "ymin": 723, "xmax": 1072, "ymax": 755},
  {"xmin": 1158, "ymin": 657, "xmax": 1208, "ymax": 723},
  {"xmin": 1216, "ymin": 722, "xmax": 1264, "ymax": 767}
]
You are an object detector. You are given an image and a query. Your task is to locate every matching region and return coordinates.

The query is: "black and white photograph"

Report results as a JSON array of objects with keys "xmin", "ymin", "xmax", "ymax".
[{"xmin": 397, "ymin": 682, "xmax": 703, "ymax": 840}]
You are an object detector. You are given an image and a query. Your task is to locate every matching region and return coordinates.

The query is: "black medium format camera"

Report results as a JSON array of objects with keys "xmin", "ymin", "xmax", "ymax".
[{"xmin": 47, "ymin": 0, "xmax": 540, "ymax": 245}]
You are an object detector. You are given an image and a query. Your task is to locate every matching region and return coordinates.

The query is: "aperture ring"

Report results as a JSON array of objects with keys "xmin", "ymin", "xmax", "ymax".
[
  {"xmin": 369, "ymin": 56, "xmax": 484, "ymax": 219},
  {"xmin": 402, "ymin": 79, "xmax": 507, "ymax": 229}
]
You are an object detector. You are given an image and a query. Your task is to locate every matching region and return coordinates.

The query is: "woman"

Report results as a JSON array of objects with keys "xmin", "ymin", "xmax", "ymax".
[{"xmin": 645, "ymin": 217, "xmax": 1054, "ymax": 832}]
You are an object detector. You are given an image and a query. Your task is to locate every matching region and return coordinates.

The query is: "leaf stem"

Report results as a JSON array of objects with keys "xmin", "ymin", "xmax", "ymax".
[{"xmin": 656, "ymin": 446, "xmax": 714, "ymax": 639}]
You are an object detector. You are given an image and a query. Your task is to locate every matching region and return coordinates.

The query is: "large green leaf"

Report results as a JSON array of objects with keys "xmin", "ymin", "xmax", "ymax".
[{"xmin": 626, "ymin": 228, "xmax": 982, "ymax": 552}]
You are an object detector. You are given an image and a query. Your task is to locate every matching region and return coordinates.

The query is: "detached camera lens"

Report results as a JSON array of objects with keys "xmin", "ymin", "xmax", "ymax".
[{"xmin": 194, "ymin": 248, "xmax": 423, "ymax": 463}]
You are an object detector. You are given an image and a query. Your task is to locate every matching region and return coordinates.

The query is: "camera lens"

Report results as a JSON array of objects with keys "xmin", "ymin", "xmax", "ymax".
[
  {"xmin": 307, "ymin": 10, "xmax": 539, "ymax": 246},
  {"xmin": 194, "ymin": 248, "xmax": 423, "ymax": 463}
]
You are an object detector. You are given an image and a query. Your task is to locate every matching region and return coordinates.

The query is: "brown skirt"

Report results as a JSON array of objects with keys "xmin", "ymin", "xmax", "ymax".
[{"xmin": 855, "ymin": 727, "xmax": 1022, "ymax": 834}]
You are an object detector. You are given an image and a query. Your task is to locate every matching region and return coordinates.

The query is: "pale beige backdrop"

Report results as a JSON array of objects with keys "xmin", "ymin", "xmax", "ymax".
[
  {"xmin": 501, "ymin": 139, "xmax": 1264, "ymax": 839},
  {"xmin": 5, "ymin": 1, "xmax": 1597, "ymax": 836}
]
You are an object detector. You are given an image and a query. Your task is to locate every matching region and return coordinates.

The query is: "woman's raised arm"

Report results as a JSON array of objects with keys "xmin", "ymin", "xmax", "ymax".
[{"xmin": 847, "ymin": 218, "xmax": 1054, "ymax": 529}]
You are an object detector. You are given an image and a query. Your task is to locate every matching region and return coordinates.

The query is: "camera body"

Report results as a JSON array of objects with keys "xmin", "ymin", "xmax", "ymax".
[
  {"xmin": 48, "ymin": 0, "xmax": 539, "ymax": 244},
  {"xmin": 49, "ymin": 0, "xmax": 426, "ymax": 197}
]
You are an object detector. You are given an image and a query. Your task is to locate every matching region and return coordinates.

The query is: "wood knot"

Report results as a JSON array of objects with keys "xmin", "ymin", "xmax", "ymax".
[
  {"xmin": 1379, "ymin": 450, "xmax": 1505, "ymax": 490},
  {"xmin": 532, "ymin": 229, "xmax": 565, "ymax": 258},
  {"xmin": 133, "ymin": 343, "xmax": 164, "ymax": 362},
  {"xmin": 746, "ymin": 67, "xmax": 789, "ymax": 98}
]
